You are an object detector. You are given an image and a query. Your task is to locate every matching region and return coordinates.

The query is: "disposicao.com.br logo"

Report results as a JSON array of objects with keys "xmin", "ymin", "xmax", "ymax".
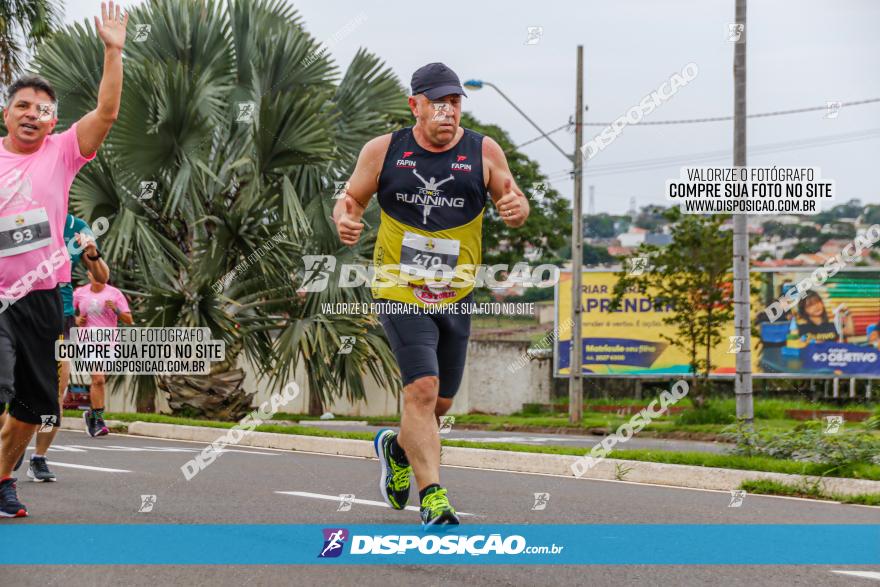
[{"xmin": 318, "ymin": 528, "xmax": 563, "ymax": 558}]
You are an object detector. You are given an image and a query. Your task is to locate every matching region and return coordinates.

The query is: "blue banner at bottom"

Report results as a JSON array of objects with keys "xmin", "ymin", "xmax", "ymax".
[{"xmin": 1, "ymin": 524, "xmax": 878, "ymax": 565}]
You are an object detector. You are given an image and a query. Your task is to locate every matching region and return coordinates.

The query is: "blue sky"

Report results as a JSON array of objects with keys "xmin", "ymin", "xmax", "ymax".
[{"xmin": 64, "ymin": 0, "xmax": 880, "ymax": 214}]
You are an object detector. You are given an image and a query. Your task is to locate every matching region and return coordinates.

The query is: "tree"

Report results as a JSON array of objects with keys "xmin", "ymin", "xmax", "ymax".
[
  {"xmin": 35, "ymin": 0, "xmax": 403, "ymax": 418},
  {"xmin": 0, "ymin": 0, "xmax": 61, "ymax": 86},
  {"xmin": 459, "ymin": 112, "xmax": 570, "ymax": 266},
  {"xmin": 557, "ymin": 243, "xmax": 613, "ymax": 266},
  {"xmin": 610, "ymin": 209, "xmax": 734, "ymax": 405},
  {"xmin": 585, "ymin": 214, "xmax": 616, "ymax": 238}
]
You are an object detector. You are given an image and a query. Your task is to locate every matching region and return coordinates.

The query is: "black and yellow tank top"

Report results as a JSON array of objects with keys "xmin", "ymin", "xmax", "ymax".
[{"xmin": 372, "ymin": 126, "xmax": 487, "ymax": 306}]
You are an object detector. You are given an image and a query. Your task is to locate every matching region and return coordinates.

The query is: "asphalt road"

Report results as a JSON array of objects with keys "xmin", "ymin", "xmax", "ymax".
[{"xmin": 2, "ymin": 429, "xmax": 878, "ymax": 586}]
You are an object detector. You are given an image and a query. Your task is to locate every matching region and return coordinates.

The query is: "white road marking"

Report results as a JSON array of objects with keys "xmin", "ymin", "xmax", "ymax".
[
  {"xmin": 44, "ymin": 444, "xmax": 278, "ymax": 456},
  {"xmin": 276, "ymin": 490, "xmax": 475, "ymax": 516},
  {"xmin": 48, "ymin": 462, "xmax": 130, "ymax": 473},
  {"xmin": 831, "ymin": 571, "xmax": 880, "ymax": 581}
]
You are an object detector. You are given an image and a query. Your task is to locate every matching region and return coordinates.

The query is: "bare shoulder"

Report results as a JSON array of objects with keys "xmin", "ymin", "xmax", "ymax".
[
  {"xmin": 481, "ymin": 135, "xmax": 506, "ymax": 164},
  {"xmin": 360, "ymin": 133, "xmax": 393, "ymax": 165}
]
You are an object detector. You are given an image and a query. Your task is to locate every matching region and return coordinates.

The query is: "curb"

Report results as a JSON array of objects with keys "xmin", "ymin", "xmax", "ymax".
[{"xmin": 74, "ymin": 421, "xmax": 880, "ymax": 499}]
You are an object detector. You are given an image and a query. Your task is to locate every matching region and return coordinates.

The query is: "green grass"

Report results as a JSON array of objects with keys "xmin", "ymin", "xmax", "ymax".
[
  {"xmin": 440, "ymin": 440, "xmax": 880, "ymax": 481},
  {"xmin": 90, "ymin": 407, "xmax": 880, "ymax": 441},
  {"xmin": 739, "ymin": 479, "xmax": 880, "ymax": 506},
  {"xmin": 64, "ymin": 410, "xmax": 375, "ymax": 441}
]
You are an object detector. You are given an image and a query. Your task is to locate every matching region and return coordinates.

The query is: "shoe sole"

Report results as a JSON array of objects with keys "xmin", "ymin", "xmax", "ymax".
[
  {"xmin": 0, "ymin": 509, "xmax": 27, "ymax": 518},
  {"xmin": 373, "ymin": 428, "xmax": 398, "ymax": 510},
  {"xmin": 27, "ymin": 468, "xmax": 56, "ymax": 483},
  {"xmin": 96, "ymin": 428, "xmax": 109, "ymax": 437},
  {"xmin": 422, "ymin": 511, "xmax": 461, "ymax": 529}
]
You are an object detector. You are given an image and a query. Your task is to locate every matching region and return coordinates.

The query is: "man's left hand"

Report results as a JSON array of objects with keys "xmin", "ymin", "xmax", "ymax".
[{"xmin": 495, "ymin": 179, "xmax": 527, "ymax": 227}]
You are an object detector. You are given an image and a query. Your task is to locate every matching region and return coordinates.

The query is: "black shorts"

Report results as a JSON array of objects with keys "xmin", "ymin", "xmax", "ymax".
[
  {"xmin": 377, "ymin": 294, "xmax": 472, "ymax": 399},
  {"xmin": 0, "ymin": 288, "xmax": 63, "ymax": 425}
]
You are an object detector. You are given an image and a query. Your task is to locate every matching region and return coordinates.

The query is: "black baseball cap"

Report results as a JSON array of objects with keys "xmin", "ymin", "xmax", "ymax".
[{"xmin": 410, "ymin": 63, "xmax": 467, "ymax": 100}]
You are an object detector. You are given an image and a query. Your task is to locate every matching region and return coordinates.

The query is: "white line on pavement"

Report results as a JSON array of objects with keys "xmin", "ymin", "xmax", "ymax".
[
  {"xmin": 276, "ymin": 490, "xmax": 475, "ymax": 516},
  {"xmin": 48, "ymin": 462, "xmax": 131, "ymax": 473},
  {"xmin": 831, "ymin": 571, "xmax": 880, "ymax": 581}
]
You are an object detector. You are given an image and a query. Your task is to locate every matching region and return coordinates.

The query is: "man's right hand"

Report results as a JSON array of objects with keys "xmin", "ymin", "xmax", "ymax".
[{"xmin": 335, "ymin": 196, "xmax": 365, "ymax": 246}]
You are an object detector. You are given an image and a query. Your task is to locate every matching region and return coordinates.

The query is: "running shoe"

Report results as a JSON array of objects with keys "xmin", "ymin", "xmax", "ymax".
[
  {"xmin": 83, "ymin": 410, "xmax": 99, "ymax": 437},
  {"xmin": 95, "ymin": 413, "xmax": 109, "ymax": 437},
  {"xmin": 27, "ymin": 456, "xmax": 56, "ymax": 482},
  {"xmin": 373, "ymin": 428, "xmax": 412, "ymax": 510},
  {"xmin": 0, "ymin": 478, "xmax": 27, "ymax": 518},
  {"xmin": 419, "ymin": 486, "xmax": 460, "ymax": 528}
]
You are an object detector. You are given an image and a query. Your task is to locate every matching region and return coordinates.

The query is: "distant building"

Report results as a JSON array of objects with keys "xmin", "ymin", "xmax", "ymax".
[{"xmin": 618, "ymin": 226, "xmax": 648, "ymax": 248}]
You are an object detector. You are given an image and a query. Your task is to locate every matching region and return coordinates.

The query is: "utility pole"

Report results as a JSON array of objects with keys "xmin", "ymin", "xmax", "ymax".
[
  {"xmin": 569, "ymin": 45, "xmax": 584, "ymax": 424},
  {"xmin": 733, "ymin": 0, "xmax": 754, "ymax": 424}
]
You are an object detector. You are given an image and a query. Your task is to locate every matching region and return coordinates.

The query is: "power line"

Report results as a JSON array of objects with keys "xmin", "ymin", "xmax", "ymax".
[
  {"xmin": 516, "ymin": 97, "xmax": 880, "ymax": 149},
  {"xmin": 537, "ymin": 127, "xmax": 880, "ymax": 181}
]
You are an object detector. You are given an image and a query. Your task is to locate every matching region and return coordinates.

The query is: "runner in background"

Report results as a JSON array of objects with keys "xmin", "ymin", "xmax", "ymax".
[{"xmin": 73, "ymin": 271, "xmax": 132, "ymax": 437}]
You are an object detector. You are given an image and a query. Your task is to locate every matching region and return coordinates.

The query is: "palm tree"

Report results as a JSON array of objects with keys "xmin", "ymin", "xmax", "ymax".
[
  {"xmin": 35, "ymin": 0, "xmax": 405, "ymax": 418},
  {"xmin": 0, "ymin": 0, "xmax": 61, "ymax": 86}
]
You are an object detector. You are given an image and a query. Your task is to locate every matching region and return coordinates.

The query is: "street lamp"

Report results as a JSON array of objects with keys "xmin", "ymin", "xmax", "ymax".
[{"xmin": 463, "ymin": 79, "xmax": 573, "ymax": 163}]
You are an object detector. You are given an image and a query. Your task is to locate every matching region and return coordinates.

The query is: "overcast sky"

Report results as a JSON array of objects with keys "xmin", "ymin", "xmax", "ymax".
[{"xmin": 64, "ymin": 0, "xmax": 880, "ymax": 215}]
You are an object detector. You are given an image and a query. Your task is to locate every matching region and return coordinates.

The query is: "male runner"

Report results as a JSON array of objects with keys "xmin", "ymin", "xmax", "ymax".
[
  {"xmin": 332, "ymin": 63, "xmax": 529, "ymax": 527},
  {"xmin": 73, "ymin": 270, "xmax": 132, "ymax": 437},
  {"xmin": 0, "ymin": 1, "xmax": 127, "ymax": 517},
  {"xmin": 23, "ymin": 215, "xmax": 109, "ymax": 482}
]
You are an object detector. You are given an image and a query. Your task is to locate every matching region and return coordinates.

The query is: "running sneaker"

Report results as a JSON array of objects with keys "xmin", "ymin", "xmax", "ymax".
[
  {"xmin": 373, "ymin": 428, "xmax": 412, "ymax": 510},
  {"xmin": 83, "ymin": 410, "xmax": 109, "ymax": 437},
  {"xmin": 95, "ymin": 413, "xmax": 109, "ymax": 437},
  {"xmin": 83, "ymin": 410, "xmax": 99, "ymax": 437},
  {"xmin": 27, "ymin": 456, "xmax": 56, "ymax": 482},
  {"xmin": 419, "ymin": 486, "xmax": 460, "ymax": 528},
  {"xmin": 0, "ymin": 478, "xmax": 27, "ymax": 518}
]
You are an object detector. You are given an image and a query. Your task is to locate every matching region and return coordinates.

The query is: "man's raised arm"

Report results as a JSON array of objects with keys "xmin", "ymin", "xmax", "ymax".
[{"xmin": 76, "ymin": 1, "xmax": 128, "ymax": 158}]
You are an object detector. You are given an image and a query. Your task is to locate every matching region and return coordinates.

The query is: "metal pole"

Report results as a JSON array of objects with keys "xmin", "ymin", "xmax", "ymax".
[
  {"xmin": 569, "ymin": 45, "xmax": 584, "ymax": 424},
  {"xmin": 733, "ymin": 0, "xmax": 754, "ymax": 425}
]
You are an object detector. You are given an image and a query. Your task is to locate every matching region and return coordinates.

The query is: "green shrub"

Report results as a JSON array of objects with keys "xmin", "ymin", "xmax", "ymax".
[{"xmin": 725, "ymin": 421, "xmax": 880, "ymax": 469}]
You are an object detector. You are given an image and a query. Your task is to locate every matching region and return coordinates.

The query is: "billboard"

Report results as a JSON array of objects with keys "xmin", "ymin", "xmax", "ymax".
[{"xmin": 555, "ymin": 269, "xmax": 880, "ymax": 378}]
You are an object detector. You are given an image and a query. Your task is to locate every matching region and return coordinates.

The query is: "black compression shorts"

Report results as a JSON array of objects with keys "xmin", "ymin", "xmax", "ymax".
[
  {"xmin": 0, "ymin": 288, "xmax": 63, "ymax": 425},
  {"xmin": 377, "ymin": 293, "xmax": 472, "ymax": 399}
]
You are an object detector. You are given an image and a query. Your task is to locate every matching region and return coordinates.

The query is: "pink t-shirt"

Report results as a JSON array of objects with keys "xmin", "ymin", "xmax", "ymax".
[
  {"xmin": 73, "ymin": 284, "xmax": 130, "ymax": 328},
  {"xmin": 0, "ymin": 124, "xmax": 95, "ymax": 299}
]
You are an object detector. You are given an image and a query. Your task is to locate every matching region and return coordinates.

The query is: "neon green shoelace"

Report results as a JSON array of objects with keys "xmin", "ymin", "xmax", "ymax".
[
  {"xmin": 421, "ymin": 488, "xmax": 454, "ymax": 514},
  {"xmin": 389, "ymin": 459, "xmax": 411, "ymax": 491}
]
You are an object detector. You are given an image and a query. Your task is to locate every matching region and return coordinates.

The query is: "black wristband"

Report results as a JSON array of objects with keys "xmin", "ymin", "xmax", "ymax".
[{"xmin": 87, "ymin": 251, "xmax": 102, "ymax": 261}]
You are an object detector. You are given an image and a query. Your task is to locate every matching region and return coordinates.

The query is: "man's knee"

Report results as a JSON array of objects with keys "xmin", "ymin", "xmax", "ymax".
[
  {"xmin": 91, "ymin": 373, "xmax": 105, "ymax": 385},
  {"xmin": 435, "ymin": 397, "xmax": 453, "ymax": 417},
  {"xmin": 404, "ymin": 376, "xmax": 439, "ymax": 409}
]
